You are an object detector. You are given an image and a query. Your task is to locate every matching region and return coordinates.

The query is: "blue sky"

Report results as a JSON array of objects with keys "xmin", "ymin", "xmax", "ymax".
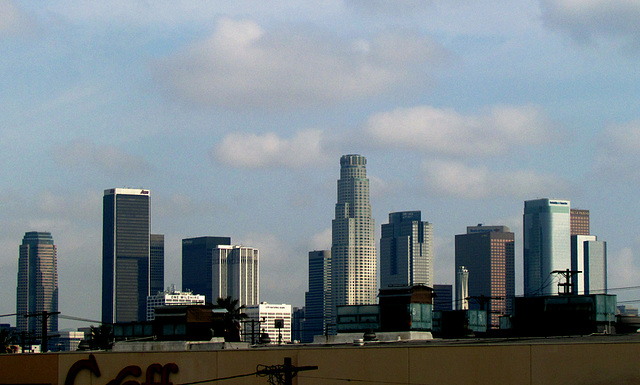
[{"xmin": 2, "ymin": 1, "xmax": 640, "ymax": 329}]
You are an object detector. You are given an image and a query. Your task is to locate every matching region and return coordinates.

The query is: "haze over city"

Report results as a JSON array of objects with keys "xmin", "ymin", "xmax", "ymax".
[{"xmin": 1, "ymin": 1, "xmax": 640, "ymax": 330}]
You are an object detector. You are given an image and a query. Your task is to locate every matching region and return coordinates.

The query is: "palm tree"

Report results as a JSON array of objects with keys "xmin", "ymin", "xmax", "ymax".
[{"xmin": 215, "ymin": 296, "xmax": 247, "ymax": 342}]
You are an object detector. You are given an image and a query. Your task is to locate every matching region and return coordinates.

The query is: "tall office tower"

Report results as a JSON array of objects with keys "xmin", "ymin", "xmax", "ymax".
[
  {"xmin": 150, "ymin": 234, "xmax": 165, "ymax": 296},
  {"xmin": 303, "ymin": 250, "xmax": 332, "ymax": 342},
  {"xmin": 380, "ymin": 211, "xmax": 433, "ymax": 289},
  {"xmin": 570, "ymin": 209, "xmax": 590, "ymax": 236},
  {"xmin": 433, "ymin": 284, "xmax": 453, "ymax": 312},
  {"xmin": 102, "ymin": 188, "xmax": 150, "ymax": 324},
  {"xmin": 331, "ymin": 154, "xmax": 377, "ymax": 307},
  {"xmin": 212, "ymin": 245, "xmax": 259, "ymax": 307},
  {"xmin": 456, "ymin": 266, "xmax": 469, "ymax": 310},
  {"xmin": 182, "ymin": 236, "xmax": 232, "ymax": 304},
  {"xmin": 455, "ymin": 225, "xmax": 515, "ymax": 328},
  {"xmin": 16, "ymin": 232, "xmax": 58, "ymax": 336},
  {"xmin": 523, "ymin": 198, "xmax": 571, "ymax": 297},
  {"xmin": 571, "ymin": 235, "xmax": 607, "ymax": 294}
]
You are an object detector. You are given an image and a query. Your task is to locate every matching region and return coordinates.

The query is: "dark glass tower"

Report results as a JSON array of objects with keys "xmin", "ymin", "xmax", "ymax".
[
  {"xmin": 102, "ymin": 188, "xmax": 151, "ymax": 324},
  {"xmin": 182, "ymin": 236, "xmax": 231, "ymax": 304},
  {"xmin": 16, "ymin": 232, "xmax": 58, "ymax": 336},
  {"xmin": 380, "ymin": 211, "xmax": 433, "ymax": 289},
  {"xmin": 150, "ymin": 234, "xmax": 165, "ymax": 295},
  {"xmin": 303, "ymin": 250, "xmax": 332, "ymax": 342}
]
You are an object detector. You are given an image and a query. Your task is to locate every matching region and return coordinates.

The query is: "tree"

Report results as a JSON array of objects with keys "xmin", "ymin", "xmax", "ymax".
[
  {"xmin": 215, "ymin": 297, "xmax": 247, "ymax": 342},
  {"xmin": 78, "ymin": 325, "xmax": 113, "ymax": 351},
  {"xmin": 0, "ymin": 327, "xmax": 18, "ymax": 354}
]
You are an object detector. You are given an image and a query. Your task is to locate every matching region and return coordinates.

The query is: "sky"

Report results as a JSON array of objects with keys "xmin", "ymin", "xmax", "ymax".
[{"xmin": 2, "ymin": 1, "xmax": 640, "ymax": 330}]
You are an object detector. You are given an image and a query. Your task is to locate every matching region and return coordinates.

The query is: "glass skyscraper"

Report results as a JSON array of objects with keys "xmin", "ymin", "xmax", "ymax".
[
  {"xmin": 16, "ymin": 232, "xmax": 58, "ymax": 336},
  {"xmin": 182, "ymin": 236, "xmax": 232, "ymax": 304},
  {"xmin": 303, "ymin": 250, "xmax": 332, "ymax": 342},
  {"xmin": 150, "ymin": 234, "xmax": 165, "ymax": 295},
  {"xmin": 102, "ymin": 188, "xmax": 151, "ymax": 324},
  {"xmin": 523, "ymin": 198, "xmax": 571, "ymax": 296},
  {"xmin": 380, "ymin": 211, "xmax": 433, "ymax": 289},
  {"xmin": 331, "ymin": 154, "xmax": 377, "ymax": 307}
]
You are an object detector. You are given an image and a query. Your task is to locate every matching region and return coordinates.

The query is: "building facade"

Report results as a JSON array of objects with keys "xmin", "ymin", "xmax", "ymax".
[
  {"xmin": 102, "ymin": 188, "xmax": 151, "ymax": 324},
  {"xmin": 380, "ymin": 211, "xmax": 433, "ymax": 289},
  {"xmin": 331, "ymin": 154, "xmax": 377, "ymax": 308},
  {"xmin": 146, "ymin": 286, "xmax": 206, "ymax": 320},
  {"xmin": 150, "ymin": 234, "xmax": 165, "ymax": 297},
  {"xmin": 570, "ymin": 209, "xmax": 590, "ymax": 236},
  {"xmin": 243, "ymin": 303, "xmax": 292, "ymax": 344},
  {"xmin": 303, "ymin": 250, "xmax": 332, "ymax": 342},
  {"xmin": 212, "ymin": 245, "xmax": 259, "ymax": 307},
  {"xmin": 571, "ymin": 235, "xmax": 607, "ymax": 295},
  {"xmin": 455, "ymin": 225, "xmax": 515, "ymax": 328},
  {"xmin": 523, "ymin": 199, "xmax": 571, "ymax": 297},
  {"xmin": 456, "ymin": 266, "xmax": 469, "ymax": 310},
  {"xmin": 433, "ymin": 284, "xmax": 453, "ymax": 312},
  {"xmin": 182, "ymin": 236, "xmax": 232, "ymax": 304},
  {"xmin": 16, "ymin": 232, "xmax": 58, "ymax": 337}
]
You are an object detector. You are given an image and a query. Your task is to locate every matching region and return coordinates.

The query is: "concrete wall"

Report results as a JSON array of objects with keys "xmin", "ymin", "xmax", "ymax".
[{"xmin": 1, "ymin": 338, "xmax": 639, "ymax": 384}]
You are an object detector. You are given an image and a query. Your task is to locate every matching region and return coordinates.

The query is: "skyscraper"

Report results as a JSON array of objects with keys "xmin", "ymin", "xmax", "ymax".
[
  {"xmin": 570, "ymin": 209, "xmax": 590, "ymax": 236},
  {"xmin": 16, "ymin": 232, "xmax": 58, "ymax": 336},
  {"xmin": 433, "ymin": 284, "xmax": 453, "ymax": 312},
  {"xmin": 523, "ymin": 198, "xmax": 571, "ymax": 297},
  {"xmin": 212, "ymin": 245, "xmax": 259, "ymax": 307},
  {"xmin": 102, "ymin": 188, "xmax": 151, "ymax": 324},
  {"xmin": 150, "ymin": 234, "xmax": 165, "ymax": 296},
  {"xmin": 571, "ymin": 235, "xmax": 607, "ymax": 294},
  {"xmin": 303, "ymin": 250, "xmax": 332, "ymax": 342},
  {"xmin": 455, "ymin": 225, "xmax": 515, "ymax": 328},
  {"xmin": 182, "ymin": 236, "xmax": 232, "ymax": 304},
  {"xmin": 456, "ymin": 266, "xmax": 469, "ymax": 310},
  {"xmin": 331, "ymin": 154, "xmax": 377, "ymax": 307},
  {"xmin": 380, "ymin": 211, "xmax": 433, "ymax": 289}
]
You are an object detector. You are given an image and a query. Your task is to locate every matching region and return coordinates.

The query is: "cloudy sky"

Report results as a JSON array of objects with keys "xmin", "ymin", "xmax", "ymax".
[{"xmin": 2, "ymin": 1, "xmax": 640, "ymax": 329}]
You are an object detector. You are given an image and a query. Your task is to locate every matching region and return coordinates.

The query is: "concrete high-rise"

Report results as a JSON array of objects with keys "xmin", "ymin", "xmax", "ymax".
[
  {"xmin": 523, "ymin": 198, "xmax": 571, "ymax": 297},
  {"xmin": 150, "ymin": 234, "xmax": 165, "ymax": 297},
  {"xmin": 16, "ymin": 232, "xmax": 58, "ymax": 336},
  {"xmin": 571, "ymin": 235, "xmax": 607, "ymax": 294},
  {"xmin": 380, "ymin": 211, "xmax": 433, "ymax": 289},
  {"xmin": 303, "ymin": 250, "xmax": 332, "ymax": 342},
  {"xmin": 455, "ymin": 225, "xmax": 515, "ymax": 328},
  {"xmin": 102, "ymin": 188, "xmax": 151, "ymax": 324},
  {"xmin": 182, "ymin": 236, "xmax": 232, "ymax": 304},
  {"xmin": 456, "ymin": 266, "xmax": 469, "ymax": 310},
  {"xmin": 212, "ymin": 245, "xmax": 259, "ymax": 307},
  {"xmin": 331, "ymin": 154, "xmax": 377, "ymax": 307}
]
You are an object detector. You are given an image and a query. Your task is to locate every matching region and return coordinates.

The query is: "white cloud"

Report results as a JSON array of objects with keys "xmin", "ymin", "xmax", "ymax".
[
  {"xmin": 422, "ymin": 160, "xmax": 564, "ymax": 199},
  {"xmin": 53, "ymin": 139, "xmax": 152, "ymax": 177},
  {"xmin": 540, "ymin": 0, "xmax": 640, "ymax": 44},
  {"xmin": 156, "ymin": 18, "xmax": 450, "ymax": 109},
  {"xmin": 609, "ymin": 247, "xmax": 640, "ymax": 290},
  {"xmin": 594, "ymin": 120, "xmax": 640, "ymax": 181},
  {"xmin": 365, "ymin": 104, "xmax": 554, "ymax": 156},
  {"xmin": 213, "ymin": 129, "xmax": 329, "ymax": 169},
  {"xmin": 0, "ymin": 1, "xmax": 29, "ymax": 35}
]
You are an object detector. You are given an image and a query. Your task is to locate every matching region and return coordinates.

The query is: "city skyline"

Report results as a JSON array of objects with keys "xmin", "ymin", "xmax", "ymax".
[{"xmin": 2, "ymin": 2, "xmax": 640, "ymax": 329}]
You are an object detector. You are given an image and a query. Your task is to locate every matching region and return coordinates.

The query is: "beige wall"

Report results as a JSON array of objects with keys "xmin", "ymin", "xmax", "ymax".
[{"xmin": 2, "ymin": 339, "xmax": 640, "ymax": 385}]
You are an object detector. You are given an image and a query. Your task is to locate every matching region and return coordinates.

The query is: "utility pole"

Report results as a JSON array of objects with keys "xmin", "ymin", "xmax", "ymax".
[
  {"xmin": 257, "ymin": 357, "xmax": 318, "ymax": 385},
  {"xmin": 25, "ymin": 310, "xmax": 60, "ymax": 352},
  {"xmin": 552, "ymin": 269, "xmax": 581, "ymax": 295}
]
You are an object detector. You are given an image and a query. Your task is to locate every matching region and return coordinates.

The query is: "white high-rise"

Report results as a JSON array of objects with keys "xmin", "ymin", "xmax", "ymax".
[
  {"xmin": 523, "ymin": 198, "xmax": 571, "ymax": 296},
  {"xmin": 212, "ymin": 245, "xmax": 259, "ymax": 307},
  {"xmin": 331, "ymin": 154, "xmax": 377, "ymax": 307},
  {"xmin": 456, "ymin": 266, "xmax": 469, "ymax": 310}
]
